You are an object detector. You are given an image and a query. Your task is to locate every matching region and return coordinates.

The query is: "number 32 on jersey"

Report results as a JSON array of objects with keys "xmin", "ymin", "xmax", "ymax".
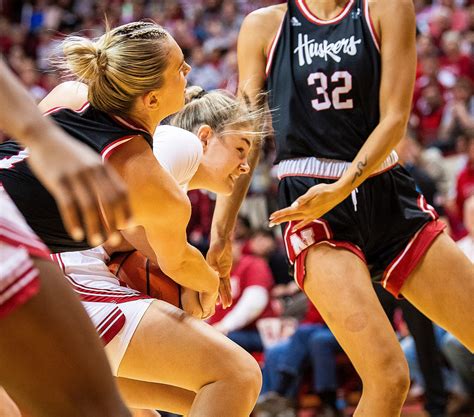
[{"xmin": 307, "ymin": 70, "xmax": 353, "ymax": 111}]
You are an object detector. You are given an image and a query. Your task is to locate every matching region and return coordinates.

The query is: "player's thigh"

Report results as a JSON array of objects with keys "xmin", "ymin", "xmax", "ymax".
[
  {"xmin": 0, "ymin": 258, "xmax": 121, "ymax": 406},
  {"xmin": 303, "ymin": 244, "xmax": 408, "ymax": 383},
  {"xmin": 117, "ymin": 377, "xmax": 194, "ymax": 414},
  {"xmin": 0, "ymin": 387, "xmax": 21, "ymax": 417},
  {"xmin": 401, "ymin": 232, "xmax": 474, "ymax": 351},
  {"xmin": 117, "ymin": 300, "xmax": 261, "ymax": 393}
]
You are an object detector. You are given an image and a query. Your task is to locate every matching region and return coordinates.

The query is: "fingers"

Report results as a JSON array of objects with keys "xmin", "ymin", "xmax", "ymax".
[
  {"xmin": 102, "ymin": 164, "xmax": 133, "ymax": 230},
  {"xmin": 269, "ymin": 208, "xmax": 306, "ymax": 226},
  {"xmin": 57, "ymin": 164, "xmax": 132, "ymax": 246},
  {"xmin": 292, "ymin": 218, "xmax": 314, "ymax": 232},
  {"xmin": 52, "ymin": 178, "xmax": 85, "ymax": 242},
  {"xmin": 180, "ymin": 288, "xmax": 204, "ymax": 319},
  {"xmin": 219, "ymin": 277, "xmax": 233, "ymax": 309},
  {"xmin": 199, "ymin": 291, "xmax": 217, "ymax": 319},
  {"xmin": 67, "ymin": 173, "xmax": 106, "ymax": 247},
  {"xmin": 86, "ymin": 165, "xmax": 130, "ymax": 246}
]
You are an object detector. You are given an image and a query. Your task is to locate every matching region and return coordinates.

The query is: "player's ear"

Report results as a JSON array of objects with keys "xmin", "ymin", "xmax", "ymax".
[
  {"xmin": 196, "ymin": 125, "xmax": 213, "ymax": 151},
  {"xmin": 143, "ymin": 89, "xmax": 160, "ymax": 110}
]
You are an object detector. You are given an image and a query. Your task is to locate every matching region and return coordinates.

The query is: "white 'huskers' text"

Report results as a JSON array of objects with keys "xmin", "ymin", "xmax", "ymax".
[{"xmin": 293, "ymin": 33, "xmax": 361, "ymax": 65}]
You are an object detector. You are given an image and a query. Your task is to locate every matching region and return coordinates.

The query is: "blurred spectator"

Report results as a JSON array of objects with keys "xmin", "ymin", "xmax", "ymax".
[
  {"xmin": 187, "ymin": 189, "xmax": 215, "ymax": 254},
  {"xmin": 440, "ymin": 333, "xmax": 474, "ymax": 415},
  {"xmin": 209, "ymin": 237, "xmax": 276, "ymax": 353},
  {"xmin": 457, "ymin": 194, "xmax": 474, "ymax": 261},
  {"xmin": 438, "ymin": 30, "xmax": 474, "ymax": 88},
  {"xmin": 412, "ymin": 81, "xmax": 445, "ymax": 145},
  {"xmin": 455, "ymin": 132, "xmax": 474, "ymax": 228},
  {"xmin": 257, "ymin": 303, "xmax": 343, "ymax": 417},
  {"xmin": 186, "ymin": 46, "xmax": 222, "ymax": 90},
  {"xmin": 248, "ymin": 228, "xmax": 293, "ymax": 287},
  {"xmin": 438, "ymin": 77, "xmax": 474, "ymax": 151}
]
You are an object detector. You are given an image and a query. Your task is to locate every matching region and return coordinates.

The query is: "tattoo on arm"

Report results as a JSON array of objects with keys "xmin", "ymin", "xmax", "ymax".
[{"xmin": 352, "ymin": 155, "xmax": 368, "ymax": 184}]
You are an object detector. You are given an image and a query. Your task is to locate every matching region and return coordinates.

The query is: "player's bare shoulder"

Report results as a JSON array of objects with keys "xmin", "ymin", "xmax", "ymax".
[
  {"xmin": 368, "ymin": 0, "xmax": 415, "ymax": 38},
  {"xmin": 240, "ymin": 3, "xmax": 287, "ymax": 55}
]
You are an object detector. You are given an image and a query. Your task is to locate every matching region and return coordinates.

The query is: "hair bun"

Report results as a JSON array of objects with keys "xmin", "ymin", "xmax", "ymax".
[
  {"xmin": 95, "ymin": 48, "xmax": 108, "ymax": 73},
  {"xmin": 184, "ymin": 86, "xmax": 207, "ymax": 104}
]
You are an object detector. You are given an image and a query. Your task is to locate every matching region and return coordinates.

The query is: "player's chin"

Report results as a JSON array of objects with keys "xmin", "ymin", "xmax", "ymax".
[{"xmin": 217, "ymin": 178, "xmax": 235, "ymax": 196}]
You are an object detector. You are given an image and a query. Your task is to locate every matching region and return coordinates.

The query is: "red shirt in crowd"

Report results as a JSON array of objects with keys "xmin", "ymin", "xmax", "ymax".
[{"xmin": 209, "ymin": 254, "xmax": 275, "ymax": 330}]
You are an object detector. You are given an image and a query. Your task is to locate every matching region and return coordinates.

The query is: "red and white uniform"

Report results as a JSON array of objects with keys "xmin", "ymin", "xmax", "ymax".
[
  {"xmin": 55, "ymin": 126, "xmax": 203, "ymax": 375},
  {"xmin": 0, "ymin": 186, "xmax": 50, "ymax": 318}
]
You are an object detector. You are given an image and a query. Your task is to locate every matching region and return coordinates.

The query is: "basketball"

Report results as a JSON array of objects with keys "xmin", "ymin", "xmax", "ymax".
[{"xmin": 108, "ymin": 251, "xmax": 180, "ymax": 308}]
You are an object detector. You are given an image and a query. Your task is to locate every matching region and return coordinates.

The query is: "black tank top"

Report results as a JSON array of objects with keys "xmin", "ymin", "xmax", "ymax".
[
  {"xmin": 266, "ymin": 0, "xmax": 381, "ymax": 163},
  {"xmin": 0, "ymin": 103, "xmax": 153, "ymax": 253}
]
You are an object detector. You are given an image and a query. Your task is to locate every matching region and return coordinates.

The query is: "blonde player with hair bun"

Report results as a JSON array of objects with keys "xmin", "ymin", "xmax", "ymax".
[
  {"xmin": 56, "ymin": 84, "xmax": 268, "ymax": 416},
  {"xmin": 0, "ymin": 21, "xmax": 263, "ymax": 417}
]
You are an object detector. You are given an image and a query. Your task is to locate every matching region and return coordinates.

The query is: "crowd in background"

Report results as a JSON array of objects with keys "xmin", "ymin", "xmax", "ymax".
[{"xmin": 1, "ymin": 0, "xmax": 473, "ymax": 416}]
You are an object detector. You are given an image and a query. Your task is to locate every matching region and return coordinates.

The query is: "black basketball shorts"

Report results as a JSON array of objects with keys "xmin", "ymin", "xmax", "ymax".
[{"xmin": 278, "ymin": 164, "xmax": 446, "ymax": 297}]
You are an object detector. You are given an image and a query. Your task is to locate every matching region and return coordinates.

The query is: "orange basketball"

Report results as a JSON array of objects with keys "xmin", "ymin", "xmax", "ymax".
[{"xmin": 108, "ymin": 251, "xmax": 181, "ymax": 307}]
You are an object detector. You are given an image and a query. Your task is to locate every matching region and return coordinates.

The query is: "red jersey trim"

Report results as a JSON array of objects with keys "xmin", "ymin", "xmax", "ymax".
[
  {"xmin": 296, "ymin": 0, "xmax": 354, "ymax": 25},
  {"xmin": 363, "ymin": 0, "xmax": 380, "ymax": 52},
  {"xmin": 101, "ymin": 135, "xmax": 136, "ymax": 161},
  {"xmin": 43, "ymin": 101, "xmax": 90, "ymax": 116},
  {"xmin": 111, "ymin": 115, "xmax": 150, "ymax": 135},
  {"xmin": 265, "ymin": 12, "xmax": 287, "ymax": 78}
]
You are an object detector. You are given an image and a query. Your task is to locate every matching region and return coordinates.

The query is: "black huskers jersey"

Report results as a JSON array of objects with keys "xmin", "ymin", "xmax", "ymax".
[
  {"xmin": 266, "ymin": 0, "xmax": 381, "ymax": 163},
  {"xmin": 0, "ymin": 103, "xmax": 153, "ymax": 253}
]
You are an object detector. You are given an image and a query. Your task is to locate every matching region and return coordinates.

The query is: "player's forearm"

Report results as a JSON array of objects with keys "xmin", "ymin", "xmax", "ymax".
[
  {"xmin": 0, "ymin": 60, "xmax": 58, "ymax": 147},
  {"xmin": 164, "ymin": 244, "xmax": 219, "ymax": 294},
  {"xmin": 210, "ymin": 143, "xmax": 261, "ymax": 240},
  {"xmin": 337, "ymin": 114, "xmax": 409, "ymax": 195}
]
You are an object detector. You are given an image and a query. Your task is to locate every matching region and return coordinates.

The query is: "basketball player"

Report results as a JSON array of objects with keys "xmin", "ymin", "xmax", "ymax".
[
  {"xmin": 0, "ymin": 22, "xmax": 261, "ymax": 417},
  {"xmin": 0, "ymin": 60, "xmax": 132, "ymax": 417},
  {"xmin": 50, "ymin": 86, "xmax": 265, "ymax": 415},
  {"xmin": 207, "ymin": 1, "xmax": 474, "ymax": 416}
]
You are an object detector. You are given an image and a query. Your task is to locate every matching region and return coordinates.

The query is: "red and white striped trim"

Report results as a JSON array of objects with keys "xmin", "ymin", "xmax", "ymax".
[
  {"xmin": 265, "ymin": 12, "xmax": 286, "ymax": 77},
  {"xmin": 382, "ymin": 226, "xmax": 423, "ymax": 290},
  {"xmin": 0, "ymin": 220, "xmax": 48, "ymax": 252},
  {"xmin": 296, "ymin": 0, "xmax": 354, "ymax": 25},
  {"xmin": 418, "ymin": 195, "xmax": 437, "ymax": 220},
  {"xmin": 0, "ymin": 266, "xmax": 37, "ymax": 304},
  {"xmin": 363, "ymin": 0, "xmax": 380, "ymax": 52},
  {"xmin": 381, "ymin": 220, "xmax": 445, "ymax": 297},
  {"xmin": 0, "ymin": 223, "xmax": 50, "ymax": 260},
  {"xmin": 277, "ymin": 151, "xmax": 399, "ymax": 180},
  {"xmin": 101, "ymin": 135, "xmax": 135, "ymax": 161},
  {"xmin": 52, "ymin": 253, "xmax": 146, "ymax": 301},
  {"xmin": 43, "ymin": 101, "xmax": 90, "ymax": 117},
  {"xmin": 111, "ymin": 115, "xmax": 150, "ymax": 135},
  {"xmin": 96, "ymin": 306, "xmax": 126, "ymax": 343}
]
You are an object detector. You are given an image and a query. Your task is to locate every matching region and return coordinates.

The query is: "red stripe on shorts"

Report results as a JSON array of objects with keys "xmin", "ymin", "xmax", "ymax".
[{"xmin": 381, "ymin": 220, "xmax": 446, "ymax": 298}]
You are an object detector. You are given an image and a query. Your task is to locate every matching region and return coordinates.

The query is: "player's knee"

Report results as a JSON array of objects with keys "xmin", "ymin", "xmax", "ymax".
[
  {"xmin": 232, "ymin": 351, "xmax": 262, "ymax": 400},
  {"xmin": 368, "ymin": 354, "xmax": 410, "ymax": 398}
]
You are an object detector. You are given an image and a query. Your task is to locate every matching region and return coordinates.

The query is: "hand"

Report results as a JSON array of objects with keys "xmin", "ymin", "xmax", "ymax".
[
  {"xmin": 199, "ymin": 290, "xmax": 218, "ymax": 319},
  {"xmin": 180, "ymin": 287, "xmax": 204, "ymax": 319},
  {"xmin": 269, "ymin": 182, "xmax": 349, "ymax": 232},
  {"xmin": 207, "ymin": 237, "xmax": 233, "ymax": 308},
  {"xmin": 27, "ymin": 131, "xmax": 132, "ymax": 247}
]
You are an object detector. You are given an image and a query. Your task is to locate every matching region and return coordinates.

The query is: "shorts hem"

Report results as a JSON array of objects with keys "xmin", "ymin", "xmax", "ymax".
[
  {"xmin": 0, "ymin": 276, "xmax": 40, "ymax": 319},
  {"xmin": 381, "ymin": 220, "xmax": 446, "ymax": 298},
  {"xmin": 294, "ymin": 240, "xmax": 367, "ymax": 290}
]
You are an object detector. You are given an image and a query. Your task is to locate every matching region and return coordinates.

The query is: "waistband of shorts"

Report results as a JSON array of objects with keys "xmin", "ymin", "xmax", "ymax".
[{"xmin": 277, "ymin": 151, "xmax": 399, "ymax": 180}]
